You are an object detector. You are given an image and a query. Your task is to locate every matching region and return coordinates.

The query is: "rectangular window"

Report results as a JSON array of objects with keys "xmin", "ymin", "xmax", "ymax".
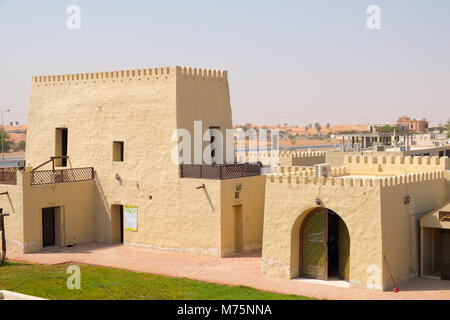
[
  {"xmin": 55, "ymin": 128, "xmax": 68, "ymax": 167},
  {"xmin": 209, "ymin": 126, "xmax": 220, "ymax": 164},
  {"xmin": 113, "ymin": 141, "xmax": 124, "ymax": 162}
]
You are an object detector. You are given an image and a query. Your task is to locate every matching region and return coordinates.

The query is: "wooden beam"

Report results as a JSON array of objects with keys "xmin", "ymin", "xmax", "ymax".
[{"xmin": 0, "ymin": 213, "xmax": 6, "ymax": 265}]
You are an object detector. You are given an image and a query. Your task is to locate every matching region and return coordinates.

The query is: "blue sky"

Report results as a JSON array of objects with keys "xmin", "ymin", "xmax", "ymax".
[{"xmin": 1, "ymin": 0, "xmax": 449, "ymax": 125}]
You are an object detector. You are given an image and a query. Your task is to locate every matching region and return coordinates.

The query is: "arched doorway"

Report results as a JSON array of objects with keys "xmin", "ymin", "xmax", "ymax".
[{"xmin": 300, "ymin": 208, "xmax": 350, "ymax": 281}]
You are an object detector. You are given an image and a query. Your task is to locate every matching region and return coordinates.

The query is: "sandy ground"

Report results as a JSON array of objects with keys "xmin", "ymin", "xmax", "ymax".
[{"xmin": 8, "ymin": 243, "xmax": 450, "ymax": 300}]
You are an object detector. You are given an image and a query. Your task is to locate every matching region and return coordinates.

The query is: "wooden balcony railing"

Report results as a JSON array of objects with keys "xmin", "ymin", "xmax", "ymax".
[
  {"xmin": 180, "ymin": 163, "xmax": 262, "ymax": 180},
  {"xmin": 0, "ymin": 168, "xmax": 18, "ymax": 185},
  {"xmin": 30, "ymin": 167, "xmax": 95, "ymax": 186}
]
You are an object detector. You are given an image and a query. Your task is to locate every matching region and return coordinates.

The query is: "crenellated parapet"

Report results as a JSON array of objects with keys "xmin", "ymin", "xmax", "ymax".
[
  {"xmin": 33, "ymin": 67, "xmax": 173, "ymax": 84},
  {"xmin": 236, "ymin": 150, "xmax": 326, "ymax": 166},
  {"xmin": 266, "ymin": 173, "xmax": 378, "ymax": 187},
  {"xmin": 178, "ymin": 67, "xmax": 227, "ymax": 80},
  {"xmin": 277, "ymin": 150, "xmax": 326, "ymax": 158},
  {"xmin": 32, "ymin": 66, "xmax": 227, "ymax": 85},
  {"xmin": 344, "ymin": 155, "xmax": 449, "ymax": 175},
  {"xmin": 279, "ymin": 150, "xmax": 325, "ymax": 166},
  {"xmin": 276, "ymin": 166, "xmax": 347, "ymax": 177},
  {"xmin": 377, "ymin": 170, "xmax": 445, "ymax": 187},
  {"xmin": 266, "ymin": 170, "xmax": 445, "ymax": 188}
]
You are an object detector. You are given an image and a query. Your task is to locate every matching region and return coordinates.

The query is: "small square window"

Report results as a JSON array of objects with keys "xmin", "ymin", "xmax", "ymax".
[{"xmin": 113, "ymin": 141, "xmax": 124, "ymax": 162}]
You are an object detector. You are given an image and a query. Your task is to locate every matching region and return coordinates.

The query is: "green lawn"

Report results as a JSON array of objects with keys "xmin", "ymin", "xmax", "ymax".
[{"xmin": 0, "ymin": 261, "xmax": 313, "ymax": 300}]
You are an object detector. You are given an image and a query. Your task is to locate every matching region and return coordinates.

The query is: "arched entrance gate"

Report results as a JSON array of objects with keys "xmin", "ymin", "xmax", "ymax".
[{"xmin": 300, "ymin": 208, "xmax": 350, "ymax": 281}]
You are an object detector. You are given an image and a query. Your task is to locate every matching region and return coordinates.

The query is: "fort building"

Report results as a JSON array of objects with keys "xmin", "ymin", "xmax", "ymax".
[{"xmin": 0, "ymin": 66, "xmax": 449, "ymax": 291}]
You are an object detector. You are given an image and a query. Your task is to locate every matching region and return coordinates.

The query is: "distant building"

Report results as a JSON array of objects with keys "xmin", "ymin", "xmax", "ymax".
[{"xmin": 397, "ymin": 116, "xmax": 429, "ymax": 133}]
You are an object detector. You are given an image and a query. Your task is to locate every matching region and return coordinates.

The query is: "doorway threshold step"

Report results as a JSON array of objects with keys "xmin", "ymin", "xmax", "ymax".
[{"xmin": 293, "ymin": 277, "xmax": 350, "ymax": 288}]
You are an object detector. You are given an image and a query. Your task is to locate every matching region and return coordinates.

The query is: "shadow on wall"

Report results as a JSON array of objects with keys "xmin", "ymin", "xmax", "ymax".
[
  {"xmin": 202, "ymin": 187, "xmax": 215, "ymax": 212},
  {"xmin": 93, "ymin": 173, "xmax": 112, "ymax": 243}
]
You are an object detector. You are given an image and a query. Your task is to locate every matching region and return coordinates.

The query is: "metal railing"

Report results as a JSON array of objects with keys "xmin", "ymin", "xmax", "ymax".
[
  {"xmin": 30, "ymin": 167, "xmax": 95, "ymax": 186},
  {"xmin": 180, "ymin": 163, "xmax": 262, "ymax": 180},
  {"xmin": 0, "ymin": 168, "xmax": 18, "ymax": 185}
]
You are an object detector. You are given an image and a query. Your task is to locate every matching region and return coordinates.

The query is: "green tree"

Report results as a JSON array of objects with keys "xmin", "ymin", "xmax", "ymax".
[
  {"xmin": 18, "ymin": 140, "xmax": 26, "ymax": 151},
  {"xmin": 445, "ymin": 119, "xmax": 450, "ymax": 138},
  {"xmin": 0, "ymin": 127, "xmax": 14, "ymax": 153},
  {"xmin": 375, "ymin": 124, "xmax": 403, "ymax": 134}
]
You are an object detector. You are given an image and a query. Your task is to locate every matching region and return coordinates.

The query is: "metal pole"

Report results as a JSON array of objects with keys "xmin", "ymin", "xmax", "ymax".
[
  {"xmin": 1, "ymin": 111, "xmax": 4, "ymax": 161},
  {"xmin": 1, "ymin": 109, "xmax": 10, "ymax": 161}
]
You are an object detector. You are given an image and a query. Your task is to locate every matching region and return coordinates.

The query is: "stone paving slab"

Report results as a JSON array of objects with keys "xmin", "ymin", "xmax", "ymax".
[{"xmin": 7, "ymin": 243, "xmax": 450, "ymax": 300}]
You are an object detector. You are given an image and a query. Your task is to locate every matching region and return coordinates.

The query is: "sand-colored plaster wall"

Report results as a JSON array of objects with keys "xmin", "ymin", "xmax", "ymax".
[
  {"xmin": 122, "ymin": 178, "xmax": 223, "ymax": 256},
  {"xmin": 345, "ymin": 155, "xmax": 449, "ymax": 175},
  {"xmin": 220, "ymin": 175, "xmax": 266, "ymax": 256},
  {"xmin": 420, "ymin": 202, "xmax": 450, "ymax": 230},
  {"xmin": 24, "ymin": 66, "xmax": 237, "ymax": 255},
  {"xmin": 21, "ymin": 172, "xmax": 96, "ymax": 253},
  {"xmin": 176, "ymin": 67, "xmax": 232, "ymax": 164},
  {"xmin": 0, "ymin": 177, "xmax": 24, "ymax": 253},
  {"xmin": 379, "ymin": 172, "xmax": 448, "ymax": 288},
  {"xmin": 262, "ymin": 175, "xmax": 383, "ymax": 289}
]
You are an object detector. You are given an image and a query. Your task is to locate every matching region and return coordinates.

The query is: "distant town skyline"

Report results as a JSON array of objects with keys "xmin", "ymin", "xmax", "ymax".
[{"xmin": 1, "ymin": 0, "xmax": 449, "ymax": 126}]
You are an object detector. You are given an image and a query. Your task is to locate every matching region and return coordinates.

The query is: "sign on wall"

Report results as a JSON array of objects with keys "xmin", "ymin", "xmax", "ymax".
[
  {"xmin": 124, "ymin": 205, "xmax": 138, "ymax": 232},
  {"xmin": 439, "ymin": 211, "xmax": 450, "ymax": 222}
]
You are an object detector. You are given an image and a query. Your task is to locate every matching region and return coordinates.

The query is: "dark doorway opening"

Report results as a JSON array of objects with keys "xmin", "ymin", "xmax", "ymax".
[
  {"xmin": 61, "ymin": 128, "xmax": 68, "ymax": 167},
  {"xmin": 55, "ymin": 128, "xmax": 68, "ymax": 167},
  {"xmin": 300, "ymin": 208, "xmax": 350, "ymax": 281},
  {"xmin": 42, "ymin": 207, "xmax": 55, "ymax": 247},
  {"xmin": 119, "ymin": 205, "xmax": 124, "ymax": 244},
  {"xmin": 327, "ymin": 212, "xmax": 339, "ymax": 278},
  {"xmin": 111, "ymin": 205, "xmax": 124, "ymax": 244}
]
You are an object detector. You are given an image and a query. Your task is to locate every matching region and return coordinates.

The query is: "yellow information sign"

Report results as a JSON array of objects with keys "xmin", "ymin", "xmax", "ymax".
[{"xmin": 124, "ymin": 205, "xmax": 138, "ymax": 232}]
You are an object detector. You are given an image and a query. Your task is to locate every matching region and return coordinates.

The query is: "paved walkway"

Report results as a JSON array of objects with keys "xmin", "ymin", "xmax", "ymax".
[{"xmin": 8, "ymin": 243, "xmax": 450, "ymax": 300}]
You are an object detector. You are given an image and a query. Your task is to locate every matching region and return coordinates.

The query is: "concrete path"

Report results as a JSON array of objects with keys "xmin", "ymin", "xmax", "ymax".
[{"xmin": 8, "ymin": 243, "xmax": 450, "ymax": 300}]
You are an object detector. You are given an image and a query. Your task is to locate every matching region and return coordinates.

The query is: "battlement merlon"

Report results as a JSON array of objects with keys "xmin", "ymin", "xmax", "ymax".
[
  {"xmin": 32, "ymin": 66, "xmax": 228, "ymax": 83},
  {"xmin": 345, "ymin": 155, "xmax": 450, "ymax": 170},
  {"xmin": 267, "ymin": 170, "xmax": 445, "ymax": 187}
]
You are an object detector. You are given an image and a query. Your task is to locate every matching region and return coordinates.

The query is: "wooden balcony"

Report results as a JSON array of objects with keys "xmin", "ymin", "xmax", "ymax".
[{"xmin": 180, "ymin": 163, "xmax": 262, "ymax": 180}]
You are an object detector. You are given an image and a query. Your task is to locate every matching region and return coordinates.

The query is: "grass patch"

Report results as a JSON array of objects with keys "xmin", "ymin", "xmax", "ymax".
[{"xmin": 0, "ymin": 261, "xmax": 313, "ymax": 300}]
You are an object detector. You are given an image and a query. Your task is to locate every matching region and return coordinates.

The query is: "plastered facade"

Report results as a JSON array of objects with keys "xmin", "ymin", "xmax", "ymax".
[
  {"xmin": 1, "ymin": 65, "xmax": 449, "ymax": 292},
  {"xmin": 3, "ymin": 66, "xmax": 263, "ymax": 257},
  {"xmin": 262, "ymin": 155, "xmax": 450, "ymax": 290}
]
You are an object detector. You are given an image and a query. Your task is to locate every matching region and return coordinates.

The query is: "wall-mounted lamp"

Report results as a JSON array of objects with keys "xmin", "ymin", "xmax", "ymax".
[
  {"xmin": 115, "ymin": 173, "xmax": 121, "ymax": 181},
  {"xmin": 18, "ymin": 160, "xmax": 26, "ymax": 171},
  {"xmin": 236, "ymin": 184, "xmax": 243, "ymax": 191},
  {"xmin": 404, "ymin": 194, "xmax": 411, "ymax": 205},
  {"xmin": 315, "ymin": 196, "xmax": 321, "ymax": 206},
  {"xmin": 196, "ymin": 184, "xmax": 205, "ymax": 190}
]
